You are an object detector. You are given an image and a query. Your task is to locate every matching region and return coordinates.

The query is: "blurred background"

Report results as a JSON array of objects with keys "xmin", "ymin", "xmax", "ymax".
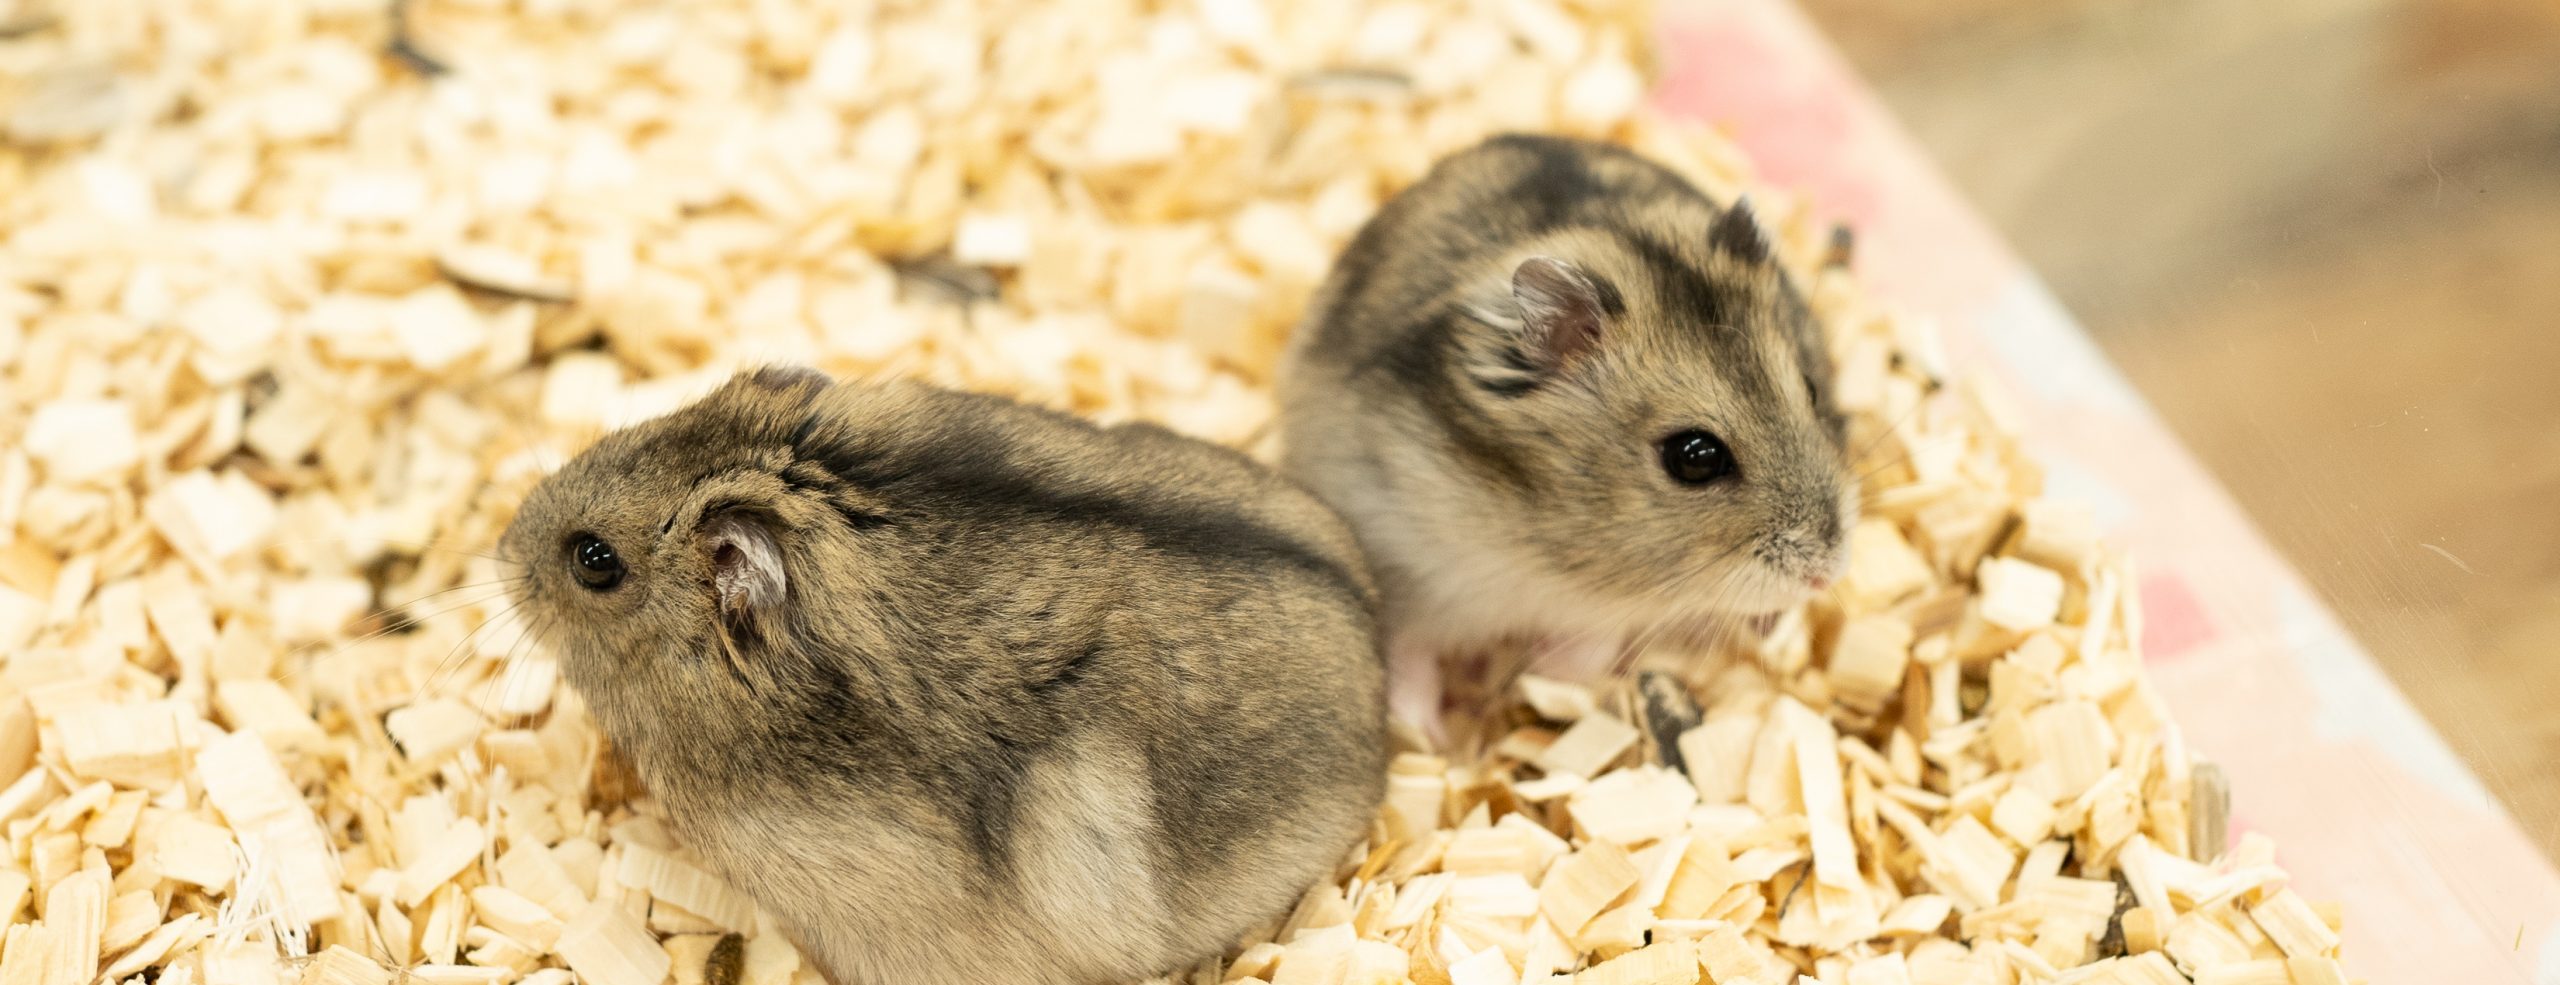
[{"xmin": 1793, "ymin": 0, "xmax": 2560, "ymax": 855}]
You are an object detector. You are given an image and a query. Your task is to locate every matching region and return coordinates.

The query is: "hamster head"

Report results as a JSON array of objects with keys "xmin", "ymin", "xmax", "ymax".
[
  {"xmin": 497, "ymin": 366, "xmax": 876, "ymax": 731},
  {"xmin": 1436, "ymin": 202, "xmax": 1855, "ymax": 620}
]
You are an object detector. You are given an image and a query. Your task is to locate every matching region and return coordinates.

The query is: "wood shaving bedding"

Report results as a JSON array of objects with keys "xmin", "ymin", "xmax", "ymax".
[{"xmin": 0, "ymin": 1, "xmax": 2346, "ymax": 984}]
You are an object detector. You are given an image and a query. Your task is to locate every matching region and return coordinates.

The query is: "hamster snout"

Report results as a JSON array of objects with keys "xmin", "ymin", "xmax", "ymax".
[
  {"xmin": 502, "ymin": 368, "xmax": 1387, "ymax": 985},
  {"xmin": 1752, "ymin": 478, "xmax": 1856, "ymax": 587},
  {"xmin": 1277, "ymin": 134, "xmax": 1857, "ymax": 724}
]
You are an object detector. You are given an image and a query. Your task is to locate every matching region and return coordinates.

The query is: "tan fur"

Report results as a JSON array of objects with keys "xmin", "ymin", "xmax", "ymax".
[
  {"xmin": 1276, "ymin": 135, "xmax": 1857, "ymax": 723},
  {"xmin": 501, "ymin": 369, "xmax": 1387, "ymax": 985}
]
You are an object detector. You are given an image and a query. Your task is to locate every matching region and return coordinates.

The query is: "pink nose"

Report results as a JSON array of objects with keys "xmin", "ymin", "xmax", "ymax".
[{"xmin": 1806, "ymin": 574, "xmax": 1832, "ymax": 590}]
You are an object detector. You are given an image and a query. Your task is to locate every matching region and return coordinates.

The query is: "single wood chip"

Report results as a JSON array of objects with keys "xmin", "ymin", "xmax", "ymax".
[
  {"xmin": 1567, "ymin": 766, "xmax": 1699, "ymax": 846},
  {"xmin": 2189, "ymin": 960, "xmax": 2291, "ymax": 985},
  {"xmin": 557, "ymin": 901, "xmax": 673, "ymax": 985},
  {"xmin": 1574, "ymin": 938, "xmax": 1698, "ymax": 985},
  {"xmin": 2243, "ymin": 889, "xmax": 2339, "ymax": 959},
  {"xmin": 1534, "ymin": 712, "xmax": 1640, "ymax": 780},
  {"xmin": 1537, "ymin": 842, "xmax": 1640, "ymax": 936}
]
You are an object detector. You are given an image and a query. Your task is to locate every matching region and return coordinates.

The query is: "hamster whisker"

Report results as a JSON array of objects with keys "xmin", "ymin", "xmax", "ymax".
[
  {"xmin": 1852, "ymin": 427, "xmax": 1931, "ymax": 484},
  {"xmin": 334, "ymin": 575, "xmax": 532, "ymax": 655},
  {"xmin": 1671, "ymin": 541, "xmax": 1756, "ymax": 604},
  {"xmin": 1844, "ymin": 398, "xmax": 1929, "ymax": 472},
  {"xmin": 1664, "ymin": 553, "xmax": 1768, "ymax": 628},
  {"xmin": 419, "ymin": 598, "xmax": 525, "ymax": 700},
  {"xmin": 374, "ymin": 575, "xmax": 530, "ymax": 617},
  {"xmin": 267, "ymin": 584, "xmax": 524, "ymax": 688},
  {"xmin": 467, "ymin": 613, "xmax": 546, "ymax": 716},
  {"xmin": 486, "ymin": 405, "xmax": 565, "ymax": 475},
  {"xmin": 465, "ymin": 613, "xmax": 550, "ymax": 717},
  {"xmin": 316, "ymin": 582, "xmax": 523, "ymax": 655},
  {"xmin": 1615, "ymin": 620, "xmax": 1683, "ymax": 677},
  {"xmin": 375, "ymin": 539, "xmax": 519, "ymax": 566},
  {"xmin": 1853, "ymin": 392, "xmax": 1928, "ymax": 454}
]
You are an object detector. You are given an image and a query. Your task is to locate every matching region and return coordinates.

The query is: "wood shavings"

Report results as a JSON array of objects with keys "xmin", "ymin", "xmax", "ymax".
[
  {"xmin": 1827, "ymin": 615, "xmax": 1913, "ymax": 714},
  {"xmin": 557, "ymin": 902, "xmax": 671, "ymax": 985},
  {"xmin": 0, "ymin": 870, "xmax": 28, "ymax": 923},
  {"xmin": 1519, "ymin": 674, "xmax": 1599, "ymax": 723},
  {"xmin": 41, "ymin": 869, "xmax": 107, "ymax": 985},
  {"xmin": 385, "ymin": 699, "xmax": 488, "ymax": 767},
  {"xmin": 0, "ymin": 924, "xmax": 79, "ymax": 985},
  {"xmin": 146, "ymin": 470, "xmax": 279, "ymax": 570},
  {"xmin": 0, "ymin": 0, "xmax": 2348, "ymax": 981},
  {"xmin": 2014, "ymin": 499, "xmax": 2100, "ymax": 575},
  {"xmin": 2188, "ymin": 961, "xmax": 2291, "ymax": 985},
  {"xmin": 1576, "ymin": 937, "xmax": 1697, "ymax": 985},
  {"xmin": 196, "ymin": 732, "xmax": 341, "ymax": 926},
  {"xmin": 950, "ymin": 213, "xmax": 1035, "ymax": 268},
  {"xmin": 1781, "ymin": 698, "xmax": 1859, "ymax": 897},
  {"xmin": 614, "ymin": 843, "xmax": 757, "ymax": 935},
  {"xmin": 24, "ymin": 399, "xmax": 141, "ymax": 485},
  {"xmin": 213, "ymin": 681, "xmax": 329, "ymax": 755},
  {"xmin": 1444, "ymin": 946, "xmax": 1515, "ymax": 985},
  {"xmin": 2240, "ymin": 889, "xmax": 2339, "ymax": 960},
  {"xmin": 438, "ymin": 247, "xmax": 575, "ymax": 305},
  {"xmin": 2190, "ymin": 762, "xmax": 2232, "ymax": 863},
  {"xmin": 1567, "ymin": 766, "xmax": 1698, "ymax": 846},
  {"xmin": 1976, "ymin": 557, "xmax": 2067, "ymax": 633},
  {"xmin": 1534, "ymin": 712, "xmax": 1638, "ymax": 779},
  {"xmin": 53, "ymin": 701, "xmax": 184, "ymax": 789},
  {"xmin": 145, "ymin": 812, "xmax": 238, "ymax": 892},
  {"xmin": 2284, "ymin": 956, "xmax": 2349, "ymax": 985},
  {"xmin": 301, "ymin": 946, "xmax": 392, "ymax": 985},
  {"xmin": 1538, "ymin": 841, "xmax": 1640, "ymax": 936},
  {"xmin": 100, "ymin": 913, "xmax": 206, "ymax": 981},
  {"xmin": 396, "ymin": 817, "xmax": 486, "ymax": 908}
]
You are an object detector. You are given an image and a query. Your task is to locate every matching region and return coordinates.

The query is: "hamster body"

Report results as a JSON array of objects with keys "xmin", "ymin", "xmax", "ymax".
[
  {"xmin": 501, "ymin": 369, "xmax": 1387, "ymax": 985},
  {"xmin": 1275, "ymin": 134, "xmax": 1856, "ymax": 729}
]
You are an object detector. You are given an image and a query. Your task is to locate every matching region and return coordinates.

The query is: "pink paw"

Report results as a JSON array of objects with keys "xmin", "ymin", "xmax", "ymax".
[{"xmin": 1385, "ymin": 636, "xmax": 1448, "ymax": 741}]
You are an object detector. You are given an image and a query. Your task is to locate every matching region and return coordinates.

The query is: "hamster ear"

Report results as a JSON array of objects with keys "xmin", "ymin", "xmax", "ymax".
[
  {"xmin": 1507, "ymin": 256, "xmax": 1611, "ymax": 372},
  {"xmin": 707, "ymin": 513, "xmax": 786, "ymax": 623},
  {"xmin": 1710, "ymin": 198, "xmax": 1771, "ymax": 266}
]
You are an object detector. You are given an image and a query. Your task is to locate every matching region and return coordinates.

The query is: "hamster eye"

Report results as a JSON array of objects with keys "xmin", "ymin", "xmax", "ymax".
[
  {"xmin": 568, "ymin": 534, "xmax": 625, "ymax": 591},
  {"xmin": 1659, "ymin": 430, "xmax": 1738, "ymax": 486}
]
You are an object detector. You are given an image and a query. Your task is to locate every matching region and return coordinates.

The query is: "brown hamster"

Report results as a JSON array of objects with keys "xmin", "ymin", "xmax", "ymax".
[
  {"xmin": 500, "ymin": 368, "xmax": 1386, "ymax": 985},
  {"xmin": 1275, "ymin": 134, "xmax": 1856, "ymax": 731}
]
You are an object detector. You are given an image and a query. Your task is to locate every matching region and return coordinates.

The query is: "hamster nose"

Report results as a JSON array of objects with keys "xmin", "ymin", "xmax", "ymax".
[{"xmin": 1805, "ymin": 574, "xmax": 1831, "ymax": 590}]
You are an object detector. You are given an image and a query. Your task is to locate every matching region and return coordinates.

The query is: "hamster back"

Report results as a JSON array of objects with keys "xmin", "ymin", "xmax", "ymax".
[{"xmin": 500, "ymin": 368, "xmax": 1387, "ymax": 985}]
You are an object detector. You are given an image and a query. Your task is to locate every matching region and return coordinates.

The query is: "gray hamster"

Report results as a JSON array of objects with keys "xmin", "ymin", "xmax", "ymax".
[
  {"xmin": 500, "ymin": 367, "xmax": 1386, "ymax": 985},
  {"xmin": 1275, "ymin": 134, "xmax": 1856, "ymax": 732}
]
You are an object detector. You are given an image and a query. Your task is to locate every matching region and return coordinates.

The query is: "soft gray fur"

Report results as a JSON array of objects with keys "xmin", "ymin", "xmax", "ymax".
[
  {"xmin": 1275, "ymin": 134, "xmax": 1856, "ymax": 727},
  {"xmin": 502, "ymin": 368, "xmax": 1387, "ymax": 985}
]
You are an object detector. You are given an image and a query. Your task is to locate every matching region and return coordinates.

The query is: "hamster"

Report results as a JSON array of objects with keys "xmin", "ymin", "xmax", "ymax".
[
  {"xmin": 500, "ymin": 367, "xmax": 1387, "ymax": 985},
  {"xmin": 1275, "ymin": 134, "xmax": 1856, "ymax": 733}
]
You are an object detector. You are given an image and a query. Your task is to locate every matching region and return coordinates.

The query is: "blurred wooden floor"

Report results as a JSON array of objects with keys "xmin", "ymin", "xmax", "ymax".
[{"xmin": 1794, "ymin": 0, "xmax": 2560, "ymax": 858}]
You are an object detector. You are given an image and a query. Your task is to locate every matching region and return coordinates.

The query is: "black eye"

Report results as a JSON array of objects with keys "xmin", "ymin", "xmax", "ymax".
[
  {"xmin": 1803, "ymin": 373, "xmax": 1821, "ymax": 409},
  {"xmin": 568, "ymin": 534, "xmax": 625, "ymax": 591},
  {"xmin": 1659, "ymin": 430, "xmax": 1737, "ymax": 485}
]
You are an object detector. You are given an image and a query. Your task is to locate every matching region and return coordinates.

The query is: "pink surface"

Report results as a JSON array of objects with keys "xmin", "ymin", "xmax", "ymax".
[{"xmin": 1653, "ymin": 2, "xmax": 2560, "ymax": 982}]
